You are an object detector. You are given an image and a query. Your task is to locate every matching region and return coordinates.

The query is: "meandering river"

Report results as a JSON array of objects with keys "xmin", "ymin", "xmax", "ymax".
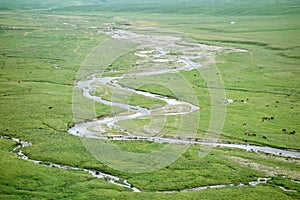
[
  {"xmin": 68, "ymin": 28, "xmax": 300, "ymax": 159},
  {"xmin": 1, "ymin": 135, "xmax": 297, "ymax": 193},
  {"xmin": 2, "ymin": 28, "xmax": 299, "ymax": 193}
]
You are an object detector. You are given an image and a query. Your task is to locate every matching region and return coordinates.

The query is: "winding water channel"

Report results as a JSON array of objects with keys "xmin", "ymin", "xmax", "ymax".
[
  {"xmin": 67, "ymin": 28, "xmax": 300, "ymax": 192},
  {"xmin": 69, "ymin": 28, "xmax": 300, "ymax": 159},
  {"xmin": 69, "ymin": 75, "xmax": 300, "ymax": 159},
  {"xmin": 1, "ymin": 135, "xmax": 298, "ymax": 193},
  {"xmin": 2, "ymin": 28, "xmax": 299, "ymax": 193}
]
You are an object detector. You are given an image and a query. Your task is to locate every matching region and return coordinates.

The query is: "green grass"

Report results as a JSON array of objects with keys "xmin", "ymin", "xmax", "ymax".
[
  {"xmin": 102, "ymin": 50, "xmax": 139, "ymax": 77},
  {"xmin": 0, "ymin": 0, "xmax": 299, "ymax": 199},
  {"xmin": 269, "ymin": 176, "xmax": 300, "ymax": 193},
  {"xmin": 2, "ymin": 137, "xmax": 299, "ymax": 199},
  {"xmin": 0, "ymin": 139, "xmax": 126, "ymax": 199},
  {"xmin": 16, "ymin": 131, "xmax": 299, "ymax": 193},
  {"xmin": 111, "ymin": 4, "xmax": 300, "ymax": 149},
  {"xmin": 91, "ymin": 84, "xmax": 166, "ymax": 110}
]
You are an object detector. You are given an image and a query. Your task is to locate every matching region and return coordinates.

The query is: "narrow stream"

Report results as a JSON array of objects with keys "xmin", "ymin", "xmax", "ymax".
[
  {"xmin": 3, "ymin": 28, "xmax": 299, "ymax": 194},
  {"xmin": 0, "ymin": 136, "xmax": 140, "ymax": 192},
  {"xmin": 69, "ymin": 76, "xmax": 300, "ymax": 159},
  {"xmin": 69, "ymin": 28, "xmax": 300, "ymax": 159},
  {"xmin": 1, "ymin": 135, "xmax": 298, "ymax": 193},
  {"xmin": 160, "ymin": 178, "xmax": 272, "ymax": 193}
]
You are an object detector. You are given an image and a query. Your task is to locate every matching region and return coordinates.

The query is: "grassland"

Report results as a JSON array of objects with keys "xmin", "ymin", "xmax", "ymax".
[{"xmin": 0, "ymin": 0, "xmax": 299, "ymax": 199}]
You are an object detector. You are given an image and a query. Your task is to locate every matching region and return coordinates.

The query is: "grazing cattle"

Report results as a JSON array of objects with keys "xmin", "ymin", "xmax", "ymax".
[
  {"xmin": 262, "ymin": 117, "xmax": 274, "ymax": 121},
  {"xmin": 263, "ymin": 136, "xmax": 267, "ymax": 139},
  {"xmin": 245, "ymin": 132, "xmax": 256, "ymax": 136},
  {"xmin": 290, "ymin": 131, "xmax": 296, "ymax": 135},
  {"xmin": 48, "ymin": 106, "xmax": 53, "ymax": 109},
  {"xmin": 282, "ymin": 129, "xmax": 286, "ymax": 132}
]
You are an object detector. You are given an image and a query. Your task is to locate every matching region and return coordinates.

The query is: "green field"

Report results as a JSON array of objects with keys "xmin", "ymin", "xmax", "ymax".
[{"xmin": 0, "ymin": 0, "xmax": 299, "ymax": 199}]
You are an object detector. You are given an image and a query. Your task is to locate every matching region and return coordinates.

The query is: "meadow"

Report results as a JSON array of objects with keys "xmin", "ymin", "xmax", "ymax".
[{"xmin": 0, "ymin": 0, "xmax": 299, "ymax": 199}]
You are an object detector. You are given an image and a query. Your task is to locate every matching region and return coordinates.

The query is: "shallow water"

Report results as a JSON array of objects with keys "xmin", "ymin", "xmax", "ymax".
[{"xmin": 70, "ymin": 29, "xmax": 300, "ymax": 159}]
